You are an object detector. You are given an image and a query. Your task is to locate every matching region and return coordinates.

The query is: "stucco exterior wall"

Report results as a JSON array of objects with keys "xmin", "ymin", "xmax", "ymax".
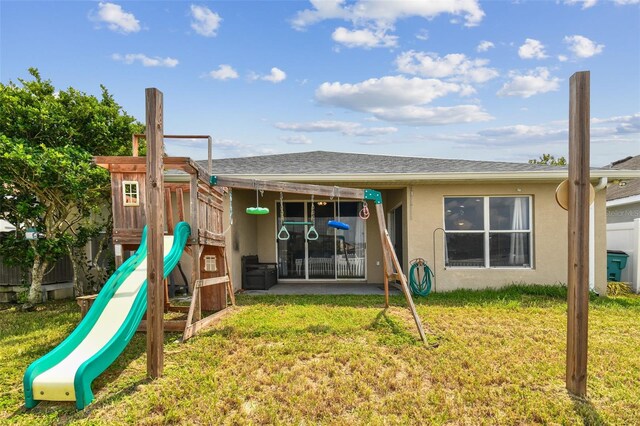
[
  {"xmin": 223, "ymin": 190, "xmax": 258, "ymax": 291},
  {"xmin": 217, "ymin": 181, "xmax": 606, "ymax": 293}
]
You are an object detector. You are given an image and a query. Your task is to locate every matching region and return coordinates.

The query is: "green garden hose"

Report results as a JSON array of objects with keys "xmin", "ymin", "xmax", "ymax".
[{"xmin": 409, "ymin": 258, "xmax": 434, "ymax": 297}]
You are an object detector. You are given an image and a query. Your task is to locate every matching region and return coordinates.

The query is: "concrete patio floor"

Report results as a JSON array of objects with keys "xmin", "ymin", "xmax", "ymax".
[{"xmin": 242, "ymin": 283, "xmax": 401, "ymax": 295}]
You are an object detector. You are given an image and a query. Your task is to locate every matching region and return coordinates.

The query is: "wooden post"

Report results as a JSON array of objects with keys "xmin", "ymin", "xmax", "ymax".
[
  {"xmin": 132, "ymin": 134, "xmax": 139, "ymax": 157},
  {"xmin": 208, "ymin": 136, "xmax": 213, "ymax": 176},
  {"xmin": 375, "ymin": 203, "xmax": 427, "ymax": 344},
  {"xmin": 164, "ymin": 188, "xmax": 174, "ymax": 234},
  {"xmin": 566, "ymin": 71, "xmax": 590, "ymax": 397},
  {"xmin": 374, "ymin": 204, "xmax": 391, "ymax": 307},
  {"xmin": 145, "ymin": 88, "xmax": 165, "ymax": 379}
]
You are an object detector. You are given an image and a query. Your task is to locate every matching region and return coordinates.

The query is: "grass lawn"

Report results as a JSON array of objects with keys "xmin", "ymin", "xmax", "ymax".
[{"xmin": 1, "ymin": 285, "xmax": 639, "ymax": 425}]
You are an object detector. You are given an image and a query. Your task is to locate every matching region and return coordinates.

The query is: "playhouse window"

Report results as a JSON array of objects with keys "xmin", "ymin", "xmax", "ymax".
[
  {"xmin": 444, "ymin": 196, "xmax": 532, "ymax": 268},
  {"xmin": 123, "ymin": 181, "xmax": 139, "ymax": 206},
  {"xmin": 204, "ymin": 255, "xmax": 217, "ymax": 272}
]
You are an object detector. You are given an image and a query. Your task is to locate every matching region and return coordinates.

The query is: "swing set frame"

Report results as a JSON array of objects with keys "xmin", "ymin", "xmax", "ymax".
[{"xmin": 210, "ymin": 174, "xmax": 429, "ymax": 344}]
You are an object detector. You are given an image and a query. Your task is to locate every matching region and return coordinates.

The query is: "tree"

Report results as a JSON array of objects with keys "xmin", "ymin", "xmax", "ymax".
[
  {"xmin": 0, "ymin": 69, "xmax": 143, "ymax": 304},
  {"xmin": 528, "ymin": 154, "xmax": 567, "ymax": 166}
]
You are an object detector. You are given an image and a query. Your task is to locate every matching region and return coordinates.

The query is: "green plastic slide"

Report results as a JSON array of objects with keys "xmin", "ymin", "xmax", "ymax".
[{"xmin": 24, "ymin": 222, "xmax": 191, "ymax": 409}]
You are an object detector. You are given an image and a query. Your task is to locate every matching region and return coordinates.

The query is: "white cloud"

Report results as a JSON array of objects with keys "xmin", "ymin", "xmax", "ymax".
[
  {"xmin": 415, "ymin": 29, "xmax": 429, "ymax": 41},
  {"xmin": 314, "ymin": 75, "xmax": 492, "ymax": 126},
  {"xmin": 291, "ymin": 0, "xmax": 485, "ymax": 29},
  {"xmin": 316, "ymin": 75, "xmax": 463, "ymax": 110},
  {"xmin": 564, "ymin": 0, "xmax": 598, "ymax": 9},
  {"xmin": 558, "ymin": 55, "xmax": 568, "ymax": 62},
  {"xmin": 476, "ymin": 40, "xmax": 495, "ymax": 52},
  {"xmin": 592, "ymin": 113, "xmax": 640, "ymax": 134},
  {"xmin": 497, "ymin": 67, "xmax": 560, "ymax": 98},
  {"xmin": 190, "ymin": 4, "xmax": 221, "ymax": 37},
  {"xmin": 259, "ymin": 67, "xmax": 287, "ymax": 83},
  {"xmin": 477, "ymin": 124, "xmax": 566, "ymax": 141},
  {"xmin": 92, "ymin": 2, "xmax": 140, "ymax": 33},
  {"xmin": 563, "ymin": 35, "xmax": 605, "ymax": 58},
  {"xmin": 370, "ymin": 105, "xmax": 492, "ymax": 125},
  {"xmin": 433, "ymin": 112, "xmax": 640, "ymax": 149},
  {"xmin": 518, "ymin": 38, "xmax": 547, "ymax": 59},
  {"xmin": 395, "ymin": 51, "xmax": 499, "ymax": 83},
  {"xmin": 275, "ymin": 120, "xmax": 398, "ymax": 136},
  {"xmin": 280, "ymin": 135, "xmax": 313, "ymax": 145},
  {"xmin": 111, "ymin": 53, "xmax": 178, "ymax": 68},
  {"xmin": 208, "ymin": 64, "xmax": 238, "ymax": 80},
  {"xmin": 214, "ymin": 139, "xmax": 276, "ymax": 157},
  {"xmin": 565, "ymin": 0, "xmax": 640, "ymax": 6},
  {"xmin": 332, "ymin": 27, "xmax": 398, "ymax": 48}
]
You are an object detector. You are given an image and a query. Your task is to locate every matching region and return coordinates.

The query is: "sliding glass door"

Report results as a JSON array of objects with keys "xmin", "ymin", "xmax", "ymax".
[{"xmin": 276, "ymin": 201, "xmax": 366, "ymax": 280}]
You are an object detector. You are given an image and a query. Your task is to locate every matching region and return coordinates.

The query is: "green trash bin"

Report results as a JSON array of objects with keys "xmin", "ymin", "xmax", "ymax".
[{"xmin": 607, "ymin": 250, "xmax": 629, "ymax": 282}]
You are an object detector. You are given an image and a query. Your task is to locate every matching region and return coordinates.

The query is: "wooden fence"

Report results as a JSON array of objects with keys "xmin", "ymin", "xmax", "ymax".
[{"xmin": 0, "ymin": 256, "xmax": 73, "ymax": 287}]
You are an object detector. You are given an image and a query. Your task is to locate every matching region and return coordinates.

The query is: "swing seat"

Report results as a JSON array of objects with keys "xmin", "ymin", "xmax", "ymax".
[
  {"xmin": 246, "ymin": 207, "xmax": 270, "ymax": 215},
  {"xmin": 327, "ymin": 220, "xmax": 350, "ymax": 230}
]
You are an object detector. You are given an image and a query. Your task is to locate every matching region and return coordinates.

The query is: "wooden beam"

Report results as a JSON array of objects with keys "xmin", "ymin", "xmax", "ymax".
[
  {"xmin": 132, "ymin": 134, "xmax": 139, "ymax": 157},
  {"xmin": 139, "ymin": 320, "xmax": 187, "ymax": 333},
  {"xmin": 133, "ymin": 133, "xmax": 211, "ymax": 139},
  {"xmin": 176, "ymin": 188, "xmax": 185, "ymax": 222},
  {"xmin": 190, "ymin": 175, "xmax": 199, "ymax": 239},
  {"xmin": 383, "ymin": 229, "xmax": 427, "ymax": 344},
  {"xmin": 164, "ymin": 187, "xmax": 174, "ymax": 234},
  {"xmin": 566, "ymin": 71, "xmax": 590, "ymax": 397},
  {"xmin": 94, "ymin": 156, "xmax": 192, "ymax": 166},
  {"xmin": 183, "ymin": 307, "xmax": 234, "ymax": 341},
  {"xmin": 212, "ymin": 176, "xmax": 365, "ymax": 200},
  {"xmin": 195, "ymin": 276, "xmax": 230, "ymax": 288},
  {"xmin": 145, "ymin": 87, "xmax": 165, "ymax": 379},
  {"xmin": 374, "ymin": 204, "xmax": 393, "ymax": 284},
  {"xmin": 224, "ymin": 248, "xmax": 236, "ymax": 306},
  {"xmin": 208, "ymin": 136, "xmax": 213, "ymax": 176}
]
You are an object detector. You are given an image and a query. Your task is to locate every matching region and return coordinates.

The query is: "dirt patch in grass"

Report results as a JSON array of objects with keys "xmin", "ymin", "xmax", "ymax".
[{"xmin": 1, "ymin": 287, "xmax": 639, "ymax": 425}]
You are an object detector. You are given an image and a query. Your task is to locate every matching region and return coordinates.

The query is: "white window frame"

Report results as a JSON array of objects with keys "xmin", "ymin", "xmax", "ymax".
[
  {"xmin": 443, "ymin": 195, "xmax": 534, "ymax": 269},
  {"xmin": 204, "ymin": 255, "xmax": 217, "ymax": 272},
  {"xmin": 122, "ymin": 181, "xmax": 140, "ymax": 207}
]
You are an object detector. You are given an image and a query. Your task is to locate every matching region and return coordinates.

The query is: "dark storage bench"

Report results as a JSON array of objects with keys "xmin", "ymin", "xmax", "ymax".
[{"xmin": 241, "ymin": 255, "xmax": 277, "ymax": 290}]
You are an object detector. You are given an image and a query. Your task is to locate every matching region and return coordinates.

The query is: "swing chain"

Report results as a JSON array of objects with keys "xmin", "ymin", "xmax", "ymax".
[
  {"xmin": 310, "ymin": 195, "xmax": 315, "ymax": 222},
  {"xmin": 279, "ymin": 192, "xmax": 285, "ymax": 223},
  {"xmin": 277, "ymin": 192, "xmax": 290, "ymax": 240},
  {"xmin": 306, "ymin": 194, "xmax": 318, "ymax": 240},
  {"xmin": 359, "ymin": 201, "xmax": 370, "ymax": 220}
]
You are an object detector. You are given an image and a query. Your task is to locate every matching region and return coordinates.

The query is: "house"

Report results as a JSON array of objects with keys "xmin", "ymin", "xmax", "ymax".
[
  {"xmin": 605, "ymin": 155, "xmax": 640, "ymax": 292},
  {"xmin": 162, "ymin": 150, "xmax": 638, "ymax": 296}
]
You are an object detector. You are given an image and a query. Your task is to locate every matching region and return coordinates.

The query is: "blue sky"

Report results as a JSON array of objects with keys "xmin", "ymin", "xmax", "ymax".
[{"xmin": 1, "ymin": 0, "xmax": 638, "ymax": 166}]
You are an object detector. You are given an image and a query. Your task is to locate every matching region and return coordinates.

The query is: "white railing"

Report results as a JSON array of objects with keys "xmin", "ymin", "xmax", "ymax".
[{"xmin": 294, "ymin": 257, "xmax": 365, "ymax": 278}]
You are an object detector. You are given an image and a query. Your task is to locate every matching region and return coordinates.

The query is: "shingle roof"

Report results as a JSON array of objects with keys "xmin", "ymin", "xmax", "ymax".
[
  {"xmin": 605, "ymin": 155, "xmax": 640, "ymax": 201},
  {"xmin": 199, "ymin": 151, "xmax": 564, "ymax": 175}
]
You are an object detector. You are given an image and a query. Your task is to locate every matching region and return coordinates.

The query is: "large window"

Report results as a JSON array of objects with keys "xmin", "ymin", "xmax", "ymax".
[
  {"xmin": 444, "ymin": 196, "xmax": 532, "ymax": 268},
  {"xmin": 276, "ymin": 201, "xmax": 366, "ymax": 280}
]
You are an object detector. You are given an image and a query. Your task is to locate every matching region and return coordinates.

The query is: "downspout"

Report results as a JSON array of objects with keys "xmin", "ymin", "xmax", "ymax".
[{"xmin": 589, "ymin": 177, "xmax": 608, "ymax": 293}]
